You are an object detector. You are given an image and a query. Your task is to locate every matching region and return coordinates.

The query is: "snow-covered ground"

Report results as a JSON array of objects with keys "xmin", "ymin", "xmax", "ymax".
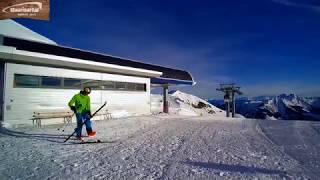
[{"xmin": 1, "ymin": 115, "xmax": 319, "ymax": 179}]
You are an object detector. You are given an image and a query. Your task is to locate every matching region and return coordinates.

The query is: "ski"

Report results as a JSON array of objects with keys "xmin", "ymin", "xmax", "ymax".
[
  {"xmin": 77, "ymin": 139, "xmax": 102, "ymax": 144},
  {"xmin": 68, "ymin": 138, "xmax": 109, "ymax": 144}
]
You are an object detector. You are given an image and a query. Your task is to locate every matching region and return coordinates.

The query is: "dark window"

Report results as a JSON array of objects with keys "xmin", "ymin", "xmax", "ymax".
[
  {"xmin": 136, "ymin": 84, "xmax": 146, "ymax": 91},
  {"xmin": 127, "ymin": 83, "xmax": 136, "ymax": 91},
  {"xmin": 82, "ymin": 80, "xmax": 101, "ymax": 89},
  {"xmin": 115, "ymin": 82, "xmax": 126, "ymax": 90},
  {"xmin": 14, "ymin": 74, "xmax": 147, "ymax": 92},
  {"xmin": 101, "ymin": 81, "xmax": 114, "ymax": 90},
  {"xmin": 14, "ymin": 74, "xmax": 40, "ymax": 87},
  {"xmin": 64, "ymin": 78, "xmax": 81, "ymax": 88},
  {"xmin": 41, "ymin": 77, "xmax": 61, "ymax": 87}
]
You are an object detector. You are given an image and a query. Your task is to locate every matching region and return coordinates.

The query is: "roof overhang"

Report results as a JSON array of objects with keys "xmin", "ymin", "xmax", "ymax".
[
  {"xmin": 0, "ymin": 35, "xmax": 195, "ymax": 84},
  {"xmin": 0, "ymin": 45, "xmax": 162, "ymax": 78},
  {"xmin": 151, "ymin": 77, "xmax": 196, "ymax": 87}
]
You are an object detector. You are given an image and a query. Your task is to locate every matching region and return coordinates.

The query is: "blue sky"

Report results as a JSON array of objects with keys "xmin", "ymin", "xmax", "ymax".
[{"xmin": 16, "ymin": 0, "xmax": 320, "ymax": 98}]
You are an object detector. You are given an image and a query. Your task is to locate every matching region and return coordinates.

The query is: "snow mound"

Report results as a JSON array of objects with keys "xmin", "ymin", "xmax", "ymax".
[
  {"xmin": 111, "ymin": 110, "xmax": 129, "ymax": 118},
  {"xmin": 151, "ymin": 90, "xmax": 225, "ymax": 116}
]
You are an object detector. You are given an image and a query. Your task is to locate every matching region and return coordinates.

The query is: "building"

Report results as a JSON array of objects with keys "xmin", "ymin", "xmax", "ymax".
[{"xmin": 0, "ymin": 20, "xmax": 195, "ymax": 125}]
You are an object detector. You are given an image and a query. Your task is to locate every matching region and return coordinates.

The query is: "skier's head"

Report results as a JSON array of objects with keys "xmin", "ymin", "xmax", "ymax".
[{"xmin": 81, "ymin": 87, "xmax": 91, "ymax": 95}]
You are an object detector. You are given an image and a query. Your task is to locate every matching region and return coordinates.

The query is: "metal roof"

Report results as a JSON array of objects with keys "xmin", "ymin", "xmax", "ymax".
[
  {"xmin": 3, "ymin": 36, "xmax": 194, "ymax": 84},
  {"xmin": 151, "ymin": 77, "xmax": 194, "ymax": 86}
]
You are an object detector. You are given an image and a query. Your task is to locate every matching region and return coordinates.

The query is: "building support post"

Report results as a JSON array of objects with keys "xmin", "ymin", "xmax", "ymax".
[
  {"xmin": 0, "ymin": 62, "xmax": 4, "ymax": 125},
  {"xmin": 163, "ymin": 85, "xmax": 169, "ymax": 113},
  {"xmin": 226, "ymin": 101, "xmax": 230, "ymax": 117},
  {"xmin": 232, "ymin": 92, "xmax": 235, "ymax": 118}
]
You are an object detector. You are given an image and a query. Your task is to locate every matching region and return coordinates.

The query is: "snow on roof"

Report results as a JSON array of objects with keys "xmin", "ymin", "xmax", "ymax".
[{"xmin": 0, "ymin": 19, "xmax": 56, "ymax": 45}]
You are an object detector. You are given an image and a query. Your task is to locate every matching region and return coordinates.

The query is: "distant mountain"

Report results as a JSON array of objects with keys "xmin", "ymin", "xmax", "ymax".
[{"xmin": 209, "ymin": 94, "xmax": 320, "ymax": 121}]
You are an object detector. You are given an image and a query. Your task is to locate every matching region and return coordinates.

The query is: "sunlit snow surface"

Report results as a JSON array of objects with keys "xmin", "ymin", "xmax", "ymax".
[
  {"xmin": 0, "ymin": 91, "xmax": 318, "ymax": 179},
  {"xmin": 0, "ymin": 115, "xmax": 319, "ymax": 179}
]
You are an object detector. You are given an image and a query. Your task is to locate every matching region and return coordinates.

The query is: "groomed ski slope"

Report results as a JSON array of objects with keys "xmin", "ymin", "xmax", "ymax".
[{"xmin": 0, "ymin": 115, "xmax": 319, "ymax": 179}]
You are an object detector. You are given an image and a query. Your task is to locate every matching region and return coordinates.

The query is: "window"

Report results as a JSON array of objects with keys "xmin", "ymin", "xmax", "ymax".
[
  {"xmin": 64, "ymin": 78, "xmax": 81, "ymax": 88},
  {"xmin": 14, "ymin": 74, "xmax": 147, "ymax": 92},
  {"xmin": 41, "ymin": 77, "xmax": 61, "ymax": 87},
  {"xmin": 127, "ymin": 83, "xmax": 136, "ymax": 91},
  {"xmin": 14, "ymin": 74, "xmax": 40, "ymax": 88},
  {"xmin": 136, "ymin": 84, "xmax": 146, "ymax": 91},
  {"xmin": 82, "ymin": 80, "xmax": 101, "ymax": 90},
  {"xmin": 115, "ymin": 82, "xmax": 126, "ymax": 90},
  {"xmin": 101, "ymin": 81, "xmax": 114, "ymax": 89}
]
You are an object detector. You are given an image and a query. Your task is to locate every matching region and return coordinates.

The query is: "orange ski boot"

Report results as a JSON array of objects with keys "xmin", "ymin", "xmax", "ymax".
[{"xmin": 88, "ymin": 131, "xmax": 96, "ymax": 137}]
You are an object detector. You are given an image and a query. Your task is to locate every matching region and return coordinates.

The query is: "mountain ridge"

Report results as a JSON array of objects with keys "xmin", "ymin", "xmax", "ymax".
[{"xmin": 209, "ymin": 94, "xmax": 320, "ymax": 121}]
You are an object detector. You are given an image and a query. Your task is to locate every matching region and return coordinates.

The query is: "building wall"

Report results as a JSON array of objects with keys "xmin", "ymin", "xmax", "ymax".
[
  {"xmin": 151, "ymin": 94, "xmax": 163, "ymax": 114},
  {"xmin": 4, "ymin": 63, "xmax": 151, "ymax": 125}
]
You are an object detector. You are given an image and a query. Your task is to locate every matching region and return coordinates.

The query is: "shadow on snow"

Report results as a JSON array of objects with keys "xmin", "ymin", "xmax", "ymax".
[
  {"xmin": 184, "ymin": 161, "xmax": 288, "ymax": 177},
  {"xmin": 0, "ymin": 128, "xmax": 117, "ymax": 144},
  {"xmin": 0, "ymin": 127, "xmax": 69, "ymax": 143}
]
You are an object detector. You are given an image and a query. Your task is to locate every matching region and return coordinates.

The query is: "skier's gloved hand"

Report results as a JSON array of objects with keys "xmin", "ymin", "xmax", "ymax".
[
  {"xmin": 88, "ymin": 110, "xmax": 92, "ymax": 118},
  {"xmin": 70, "ymin": 106, "xmax": 76, "ymax": 113}
]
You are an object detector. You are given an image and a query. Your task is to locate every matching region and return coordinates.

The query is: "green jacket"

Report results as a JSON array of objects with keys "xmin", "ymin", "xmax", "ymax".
[{"xmin": 68, "ymin": 93, "xmax": 91, "ymax": 113}]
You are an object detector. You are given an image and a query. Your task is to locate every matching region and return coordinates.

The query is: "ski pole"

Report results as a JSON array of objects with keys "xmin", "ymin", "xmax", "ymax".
[
  {"xmin": 91, "ymin": 101, "xmax": 107, "ymax": 118},
  {"xmin": 64, "ymin": 102, "xmax": 107, "ymax": 142}
]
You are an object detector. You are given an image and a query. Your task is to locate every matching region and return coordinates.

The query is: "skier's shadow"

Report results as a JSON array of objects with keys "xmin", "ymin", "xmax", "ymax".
[
  {"xmin": 0, "ymin": 128, "xmax": 66, "ymax": 143},
  {"xmin": 183, "ymin": 161, "xmax": 289, "ymax": 178}
]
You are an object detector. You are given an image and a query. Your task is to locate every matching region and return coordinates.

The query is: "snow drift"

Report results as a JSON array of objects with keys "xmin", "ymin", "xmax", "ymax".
[{"xmin": 151, "ymin": 90, "xmax": 225, "ymax": 117}]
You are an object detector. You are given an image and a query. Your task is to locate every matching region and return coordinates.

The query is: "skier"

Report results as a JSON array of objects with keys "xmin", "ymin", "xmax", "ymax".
[{"xmin": 68, "ymin": 87, "xmax": 96, "ymax": 140}]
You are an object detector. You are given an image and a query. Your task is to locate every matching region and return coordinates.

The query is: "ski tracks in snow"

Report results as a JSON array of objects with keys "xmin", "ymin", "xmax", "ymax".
[
  {"xmin": 162, "ymin": 119, "xmax": 299, "ymax": 179},
  {"xmin": 0, "ymin": 116, "xmax": 319, "ymax": 179},
  {"xmin": 257, "ymin": 120, "xmax": 320, "ymax": 179}
]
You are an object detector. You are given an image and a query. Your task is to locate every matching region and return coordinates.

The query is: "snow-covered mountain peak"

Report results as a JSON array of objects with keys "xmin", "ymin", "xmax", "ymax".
[
  {"xmin": 211, "ymin": 93, "xmax": 320, "ymax": 121},
  {"xmin": 152, "ymin": 90, "xmax": 226, "ymax": 117},
  {"xmin": 277, "ymin": 94, "xmax": 299, "ymax": 103},
  {"xmin": 170, "ymin": 90, "xmax": 209, "ymax": 105}
]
